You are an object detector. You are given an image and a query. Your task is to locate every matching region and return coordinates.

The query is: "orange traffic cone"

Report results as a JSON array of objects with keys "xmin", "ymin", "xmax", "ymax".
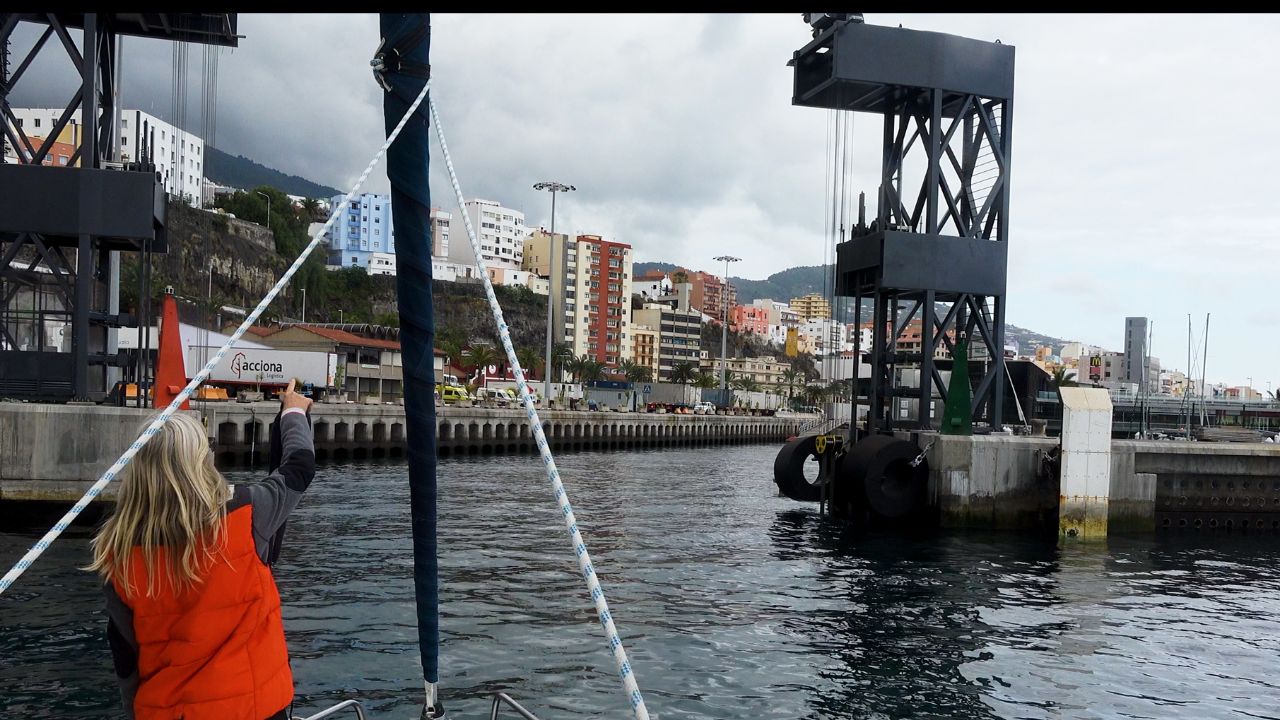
[{"xmin": 154, "ymin": 288, "xmax": 190, "ymax": 410}]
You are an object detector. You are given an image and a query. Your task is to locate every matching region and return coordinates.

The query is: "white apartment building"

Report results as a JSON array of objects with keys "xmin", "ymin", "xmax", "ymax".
[
  {"xmin": 431, "ymin": 208, "xmax": 451, "ymax": 259},
  {"xmin": 464, "ymin": 199, "xmax": 526, "ymax": 272},
  {"xmin": 753, "ymin": 298, "xmax": 801, "ymax": 347},
  {"xmin": 9, "ymin": 107, "xmax": 205, "ymax": 206}
]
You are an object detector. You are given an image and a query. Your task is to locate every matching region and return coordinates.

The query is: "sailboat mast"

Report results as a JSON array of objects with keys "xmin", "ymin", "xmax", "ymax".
[
  {"xmin": 1186, "ymin": 313, "xmax": 1191, "ymax": 440},
  {"xmin": 378, "ymin": 13, "xmax": 444, "ymax": 718},
  {"xmin": 1200, "ymin": 313, "xmax": 1210, "ymax": 430}
]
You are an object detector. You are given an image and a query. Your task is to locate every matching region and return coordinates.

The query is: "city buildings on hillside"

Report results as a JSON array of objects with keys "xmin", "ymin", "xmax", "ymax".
[
  {"xmin": 632, "ymin": 284, "xmax": 702, "ymax": 381},
  {"xmin": 10, "ymin": 107, "xmax": 205, "ymax": 206},
  {"xmin": 326, "ymin": 192, "xmax": 396, "ymax": 271},
  {"xmin": 464, "ymin": 198, "xmax": 526, "ymax": 272},
  {"xmin": 789, "ymin": 293, "xmax": 832, "ymax": 322}
]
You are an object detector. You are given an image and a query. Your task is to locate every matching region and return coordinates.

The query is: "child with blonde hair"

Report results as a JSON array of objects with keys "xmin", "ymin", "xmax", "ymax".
[{"xmin": 90, "ymin": 381, "xmax": 315, "ymax": 720}]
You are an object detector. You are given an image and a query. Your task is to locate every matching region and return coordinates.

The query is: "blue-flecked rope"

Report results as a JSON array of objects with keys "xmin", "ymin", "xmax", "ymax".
[
  {"xmin": 0, "ymin": 79, "xmax": 436, "ymax": 597},
  {"xmin": 427, "ymin": 94, "xmax": 651, "ymax": 720}
]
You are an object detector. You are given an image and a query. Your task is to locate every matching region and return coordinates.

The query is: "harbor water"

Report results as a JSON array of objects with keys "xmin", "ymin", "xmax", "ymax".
[{"xmin": 3, "ymin": 444, "xmax": 1279, "ymax": 719}]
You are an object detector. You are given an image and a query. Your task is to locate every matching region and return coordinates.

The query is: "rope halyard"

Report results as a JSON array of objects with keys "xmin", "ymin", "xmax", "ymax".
[{"xmin": 427, "ymin": 94, "xmax": 651, "ymax": 720}]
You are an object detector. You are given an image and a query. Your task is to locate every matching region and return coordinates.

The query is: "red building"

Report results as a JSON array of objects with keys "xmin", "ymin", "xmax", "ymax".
[
  {"xmin": 731, "ymin": 304, "xmax": 770, "ymax": 338},
  {"xmin": 573, "ymin": 234, "xmax": 633, "ymax": 367}
]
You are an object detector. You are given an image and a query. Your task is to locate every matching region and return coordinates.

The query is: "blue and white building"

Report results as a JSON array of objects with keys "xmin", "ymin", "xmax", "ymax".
[{"xmin": 326, "ymin": 192, "xmax": 395, "ymax": 271}]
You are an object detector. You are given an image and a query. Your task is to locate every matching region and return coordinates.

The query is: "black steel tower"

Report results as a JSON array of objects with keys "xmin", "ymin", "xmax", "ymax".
[
  {"xmin": 790, "ymin": 17, "xmax": 1015, "ymax": 431},
  {"xmin": 0, "ymin": 13, "xmax": 236, "ymax": 401}
]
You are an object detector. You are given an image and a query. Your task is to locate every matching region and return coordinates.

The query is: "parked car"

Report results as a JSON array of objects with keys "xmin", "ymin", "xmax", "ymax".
[
  {"xmin": 692, "ymin": 401, "xmax": 716, "ymax": 415},
  {"xmin": 440, "ymin": 386, "xmax": 471, "ymax": 404}
]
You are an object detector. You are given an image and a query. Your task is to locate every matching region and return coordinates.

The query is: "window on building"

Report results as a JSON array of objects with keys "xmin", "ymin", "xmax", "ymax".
[
  {"xmin": 351, "ymin": 256, "xmax": 358, "ymax": 263},
  {"xmin": 121, "ymin": 136, "xmax": 128, "ymax": 146},
  {"xmin": 34, "ymin": 118, "xmax": 42, "ymax": 128}
]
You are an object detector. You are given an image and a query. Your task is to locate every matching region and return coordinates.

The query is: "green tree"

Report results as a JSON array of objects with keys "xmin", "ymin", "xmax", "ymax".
[
  {"xmin": 734, "ymin": 376, "xmax": 763, "ymax": 393},
  {"xmin": 516, "ymin": 346, "xmax": 543, "ymax": 377},
  {"xmin": 781, "ymin": 368, "xmax": 802, "ymax": 404},
  {"xmin": 300, "ymin": 197, "xmax": 324, "ymax": 222},
  {"xmin": 564, "ymin": 354, "xmax": 586, "ymax": 382},
  {"xmin": 577, "ymin": 355, "xmax": 605, "ymax": 383},
  {"xmin": 693, "ymin": 372, "xmax": 719, "ymax": 390},
  {"xmin": 671, "ymin": 360, "xmax": 699, "ymax": 385},
  {"xmin": 826, "ymin": 379, "xmax": 850, "ymax": 401},
  {"xmin": 1051, "ymin": 367, "xmax": 1078, "ymax": 389},
  {"xmin": 463, "ymin": 344, "xmax": 500, "ymax": 374},
  {"xmin": 802, "ymin": 383, "xmax": 828, "ymax": 407},
  {"xmin": 623, "ymin": 361, "xmax": 653, "ymax": 383},
  {"xmin": 552, "ymin": 343, "xmax": 574, "ymax": 382}
]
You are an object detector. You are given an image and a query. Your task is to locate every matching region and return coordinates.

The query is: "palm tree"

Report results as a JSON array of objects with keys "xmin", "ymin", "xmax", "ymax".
[
  {"xmin": 578, "ymin": 356, "xmax": 605, "ymax": 383},
  {"xmin": 516, "ymin": 346, "xmax": 543, "ymax": 378},
  {"xmin": 693, "ymin": 372, "xmax": 719, "ymax": 390},
  {"xmin": 825, "ymin": 379, "xmax": 850, "ymax": 401},
  {"xmin": 300, "ymin": 197, "xmax": 323, "ymax": 222},
  {"xmin": 617, "ymin": 359, "xmax": 652, "ymax": 383},
  {"xmin": 563, "ymin": 354, "xmax": 586, "ymax": 382},
  {"xmin": 781, "ymin": 368, "xmax": 802, "ymax": 405},
  {"xmin": 437, "ymin": 337, "xmax": 464, "ymax": 371},
  {"xmin": 802, "ymin": 383, "xmax": 828, "ymax": 407},
  {"xmin": 671, "ymin": 360, "xmax": 699, "ymax": 385},
  {"xmin": 735, "ymin": 377, "xmax": 762, "ymax": 393},
  {"xmin": 463, "ymin": 344, "xmax": 500, "ymax": 375},
  {"xmin": 1051, "ymin": 367, "xmax": 1078, "ymax": 389},
  {"xmin": 614, "ymin": 358, "xmax": 637, "ymax": 380},
  {"xmin": 552, "ymin": 342, "xmax": 574, "ymax": 382},
  {"xmin": 628, "ymin": 364, "xmax": 654, "ymax": 383}
]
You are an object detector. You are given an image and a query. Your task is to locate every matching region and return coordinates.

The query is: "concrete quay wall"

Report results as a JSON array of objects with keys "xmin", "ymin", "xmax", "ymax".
[
  {"xmin": 0, "ymin": 402, "xmax": 807, "ymax": 502},
  {"xmin": 920, "ymin": 433, "xmax": 1280, "ymax": 535}
]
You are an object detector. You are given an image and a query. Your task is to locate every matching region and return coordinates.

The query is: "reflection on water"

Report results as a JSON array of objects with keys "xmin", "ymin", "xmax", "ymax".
[{"xmin": 3, "ymin": 445, "xmax": 1280, "ymax": 719}]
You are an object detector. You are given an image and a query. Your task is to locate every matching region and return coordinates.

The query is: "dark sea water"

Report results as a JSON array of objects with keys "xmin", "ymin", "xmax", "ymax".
[{"xmin": 3, "ymin": 444, "xmax": 1279, "ymax": 719}]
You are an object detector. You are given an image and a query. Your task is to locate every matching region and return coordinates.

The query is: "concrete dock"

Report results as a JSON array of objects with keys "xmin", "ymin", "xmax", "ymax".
[
  {"xmin": 920, "ymin": 432, "xmax": 1280, "ymax": 535},
  {"xmin": 0, "ymin": 401, "xmax": 807, "ymax": 502}
]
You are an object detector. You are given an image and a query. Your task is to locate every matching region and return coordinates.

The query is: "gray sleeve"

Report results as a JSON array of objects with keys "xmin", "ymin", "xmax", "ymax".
[
  {"xmin": 246, "ymin": 412, "xmax": 315, "ymax": 563},
  {"xmin": 103, "ymin": 583, "xmax": 138, "ymax": 719}
]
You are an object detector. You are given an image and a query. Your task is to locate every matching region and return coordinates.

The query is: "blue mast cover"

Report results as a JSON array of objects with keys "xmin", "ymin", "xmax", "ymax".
[{"xmin": 379, "ymin": 12, "xmax": 439, "ymax": 686}]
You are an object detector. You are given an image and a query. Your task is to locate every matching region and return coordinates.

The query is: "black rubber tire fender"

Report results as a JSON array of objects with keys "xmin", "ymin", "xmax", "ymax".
[
  {"xmin": 773, "ymin": 435, "xmax": 823, "ymax": 502},
  {"xmin": 842, "ymin": 434, "xmax": 929, "ymax": 520}
]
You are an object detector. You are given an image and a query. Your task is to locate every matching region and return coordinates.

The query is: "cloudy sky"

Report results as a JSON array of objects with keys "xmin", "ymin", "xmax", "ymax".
[{"xmin": 12, "ymin": 14, "xmax": 1279, "ymax": 389}]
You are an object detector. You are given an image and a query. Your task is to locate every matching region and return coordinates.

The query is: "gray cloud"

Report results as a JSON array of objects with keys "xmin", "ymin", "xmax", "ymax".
[{"xmin": 10, "ymin": 13, "xmax": 1279, "ymax": 388}]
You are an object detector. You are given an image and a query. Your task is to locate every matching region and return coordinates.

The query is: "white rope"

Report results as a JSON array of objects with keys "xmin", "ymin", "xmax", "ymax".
[
  {"xmin": 428, "ymin": 95, "xmax": 651, "ymax": 720},
  {"xmin": 0, "ymin": 79, "xmax": 435, "ymax": 596}
]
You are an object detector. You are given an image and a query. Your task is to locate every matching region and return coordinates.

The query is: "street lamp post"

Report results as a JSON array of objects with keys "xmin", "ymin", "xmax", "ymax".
[
  {"xmin": 713, "ymin": 255, "xmax": 741, "ymax": 392},
  {"xmin": 255, "ymin": 190, "xmax": 271, "ymax": 232},
  {"xmin": 534, "ymin": 181, "xmax": 575, "ymax": 403},
  {"xmin": 301, "ymin": 287, "xmax": 307, "ymax": 324}
]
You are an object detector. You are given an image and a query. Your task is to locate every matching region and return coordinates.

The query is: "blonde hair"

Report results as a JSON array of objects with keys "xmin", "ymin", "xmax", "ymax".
[{"xmin": 89, "ymin": 412, "xmax": 230, "ymax": 598}]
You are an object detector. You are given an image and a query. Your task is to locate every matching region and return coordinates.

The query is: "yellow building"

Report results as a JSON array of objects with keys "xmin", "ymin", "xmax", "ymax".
[
  {"xmin": 789, "ymin": 293, "xmax": 832, "ymax": 322},
  {"xmin": 699, "ymin": 355, "xmax": 788, "ymax": 387},
  {"xmin": 631, "ymin": 324, "xmax": 659, "ymax": 378}
]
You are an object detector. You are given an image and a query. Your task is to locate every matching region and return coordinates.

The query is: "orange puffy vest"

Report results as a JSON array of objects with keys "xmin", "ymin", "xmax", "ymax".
[{"xmin": 115, "ymin": 505, "xmax": 294, "ymax": 720}]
